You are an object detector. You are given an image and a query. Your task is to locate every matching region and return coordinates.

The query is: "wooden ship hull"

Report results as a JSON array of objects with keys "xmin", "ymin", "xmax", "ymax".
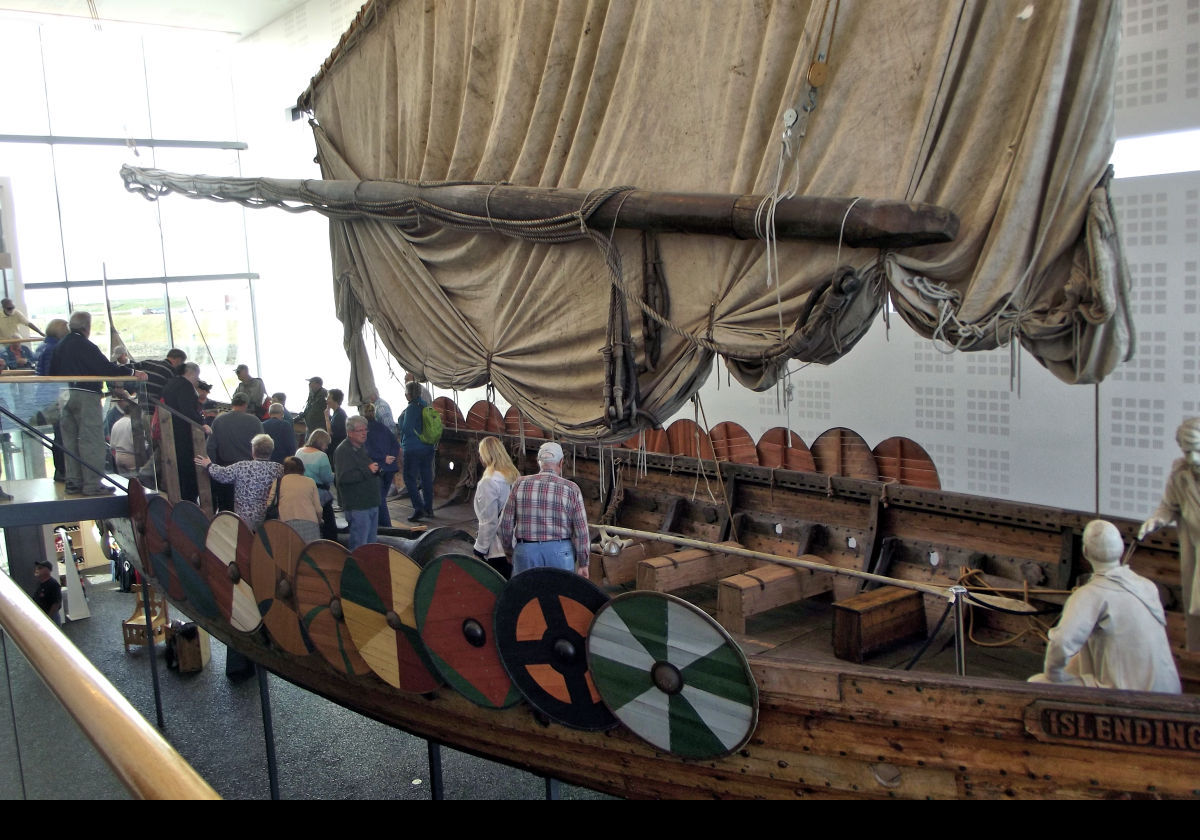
[
  {"xmin": 102, "ymin": 0, "xmax": 1186, "ymax": 799},
  {"xmin": 117, "ymin": 401, "xmax": 1200, "ymax": 800}
]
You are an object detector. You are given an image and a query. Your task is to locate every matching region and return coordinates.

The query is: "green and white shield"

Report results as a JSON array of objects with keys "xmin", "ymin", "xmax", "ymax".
[{"xmin": 587, "ymin": 591, "xmax": 758, "ymax": 759}]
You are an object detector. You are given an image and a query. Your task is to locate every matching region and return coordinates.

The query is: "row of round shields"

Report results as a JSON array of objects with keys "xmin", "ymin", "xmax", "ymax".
[{"xmin": 125, "ymin": 479, "xmax": 759, "ymax": 759}]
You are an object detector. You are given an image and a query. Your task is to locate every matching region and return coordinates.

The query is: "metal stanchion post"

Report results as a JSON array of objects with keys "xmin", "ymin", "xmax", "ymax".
[
  {"xmin": 427, "ymin": 740, "xmax": 444, "ymax": 800},
  {"xmin": 142, "ymin": 583, "xmax": 164, "ymax": 729},
  {"xmin": 256, "ymin": 665, "xmax": 280, "ymax": 800},
  {"xmin": 949, "ymin": 585, "xmax": 967, "ymax": 676}
]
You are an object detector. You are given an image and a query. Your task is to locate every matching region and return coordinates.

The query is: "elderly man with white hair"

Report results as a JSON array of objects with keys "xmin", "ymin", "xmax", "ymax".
[
  {"xmin": 1029, "ymin": 519, "xmax": 1180, "ymax": 693},
  {"xmin": 1140, "ymin": 417, "xmax": 1200, "ymax": 650},
  {"xmin": 498, "ymin": 440, "xmax": 591, "ymax": 577},
  {"xmin": 335, "ymin": 414, "xmax": 380, "ymax": 549}
]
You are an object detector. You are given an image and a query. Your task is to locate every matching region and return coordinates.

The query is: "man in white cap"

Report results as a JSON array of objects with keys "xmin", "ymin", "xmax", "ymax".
[
  {"xmin": 1029, "ymin": 519, "xmax": 1180, "ymax": 693},
  {"xmin": 1139, "ymin": 417, "xmax": 1200, "ymax": 650},
  {"xmin": 498, "ymin": 440, "xmax": 590, "ymax": 577}
]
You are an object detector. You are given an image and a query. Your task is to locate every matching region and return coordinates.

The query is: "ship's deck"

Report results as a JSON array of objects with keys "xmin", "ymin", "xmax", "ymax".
[{"xmin": 424, "ymin": 493, "xmax": 1046, "ymax": 684}]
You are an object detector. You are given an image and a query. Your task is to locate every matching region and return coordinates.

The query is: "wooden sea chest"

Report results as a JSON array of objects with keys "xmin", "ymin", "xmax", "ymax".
[{"xmin": 832, "ymin": 585, "xmax": 926, "ymax": 663}]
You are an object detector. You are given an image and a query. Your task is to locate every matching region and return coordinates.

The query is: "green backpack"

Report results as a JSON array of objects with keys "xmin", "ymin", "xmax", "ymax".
[{"xmin": 417, "ymin": 404, "xmax": 443, "ymax": 445}]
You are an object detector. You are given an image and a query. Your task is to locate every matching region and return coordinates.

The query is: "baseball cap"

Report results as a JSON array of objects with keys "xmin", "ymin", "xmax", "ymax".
[
  {"xmin": 537, "ymin": 441, "xmax": 564, "ymax": 463},
  {"xmin": 234, "ymin": 364, "xmax": 249, "ymax": 373},
  {"xmin": 307, "ymin": 376, "xmax": 323, "ymax": 386},
  {"xmin": 35, "ymin": 558, "xmax": 53, "ymax": 569}
]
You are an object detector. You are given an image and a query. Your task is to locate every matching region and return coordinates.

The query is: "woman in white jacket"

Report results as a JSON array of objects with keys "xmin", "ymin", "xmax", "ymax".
[{"xmin": 473, "ymin": 436, "xmax": 519, "ymax": 578}]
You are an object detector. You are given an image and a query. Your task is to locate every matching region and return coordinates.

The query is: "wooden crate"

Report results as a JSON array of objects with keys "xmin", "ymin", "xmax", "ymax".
[
  {"xmin": 832, "ymin": 585, "xmax": 926, "ymax": 663},
  {"xmin": 168, "ymin": 624, "xmax": 212, "ymax": 673}
]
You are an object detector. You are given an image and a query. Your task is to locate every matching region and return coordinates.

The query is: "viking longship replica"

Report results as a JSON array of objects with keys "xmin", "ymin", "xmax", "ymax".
[{"xmin": 113, "ymin": 0, "xmax": 1200, "ymax": 798}]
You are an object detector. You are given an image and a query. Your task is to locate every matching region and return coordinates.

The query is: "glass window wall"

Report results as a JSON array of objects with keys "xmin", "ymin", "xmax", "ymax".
[
  {"xmin": 142, "ymin": 34, "xmax": 239, "ymax": 142},
  {"xmin": 0, "ymin": 17, "xmax": 260, "ymax": 387},
  {"xmin": 0, "ymin": 21, "xmax": 50, "ymax": 136},
  {"xmin": 167, "ymin": 279, "xmax": 255, "ymax": 395},
  {"xmin": 53, "ymin": 145, "xmax": 165, "ymax": 282},
  {"xmin": 38, "ymin": 25, "xmax": 152, "ymax": 139},
  {"xmin": 153, "ymin": 147, "xmax": 249, "ymax": 277},
  {"xmin": 0, "ymin": 144, "xmax": 66, "ymax": 287}
]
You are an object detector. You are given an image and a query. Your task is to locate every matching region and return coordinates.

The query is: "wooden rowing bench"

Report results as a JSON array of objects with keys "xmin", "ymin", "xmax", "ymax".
[
  {"xmin": 636, "ymin": 541, "xmax": 746, "ymax": 592},
  {"xmin": 716, "ymin": 557, "xmax": 836, "ymax": 634}
]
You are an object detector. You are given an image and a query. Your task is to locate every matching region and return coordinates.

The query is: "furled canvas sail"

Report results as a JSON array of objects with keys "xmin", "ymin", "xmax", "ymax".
[{"xmin": 124, "ymin": 0, "xmax": 1133, "ymax": 441}]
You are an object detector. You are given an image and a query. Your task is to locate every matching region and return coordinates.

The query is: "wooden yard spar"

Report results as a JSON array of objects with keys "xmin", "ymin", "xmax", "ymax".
[{"xmin": 120, "ymin": 167, "xmax": 958, "ymax": 249}]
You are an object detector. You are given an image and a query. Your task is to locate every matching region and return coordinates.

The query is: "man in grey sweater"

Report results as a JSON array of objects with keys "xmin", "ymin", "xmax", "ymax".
[{"xmin": 335, "ymin": 415, "xmax": 379, "ymax": 549}]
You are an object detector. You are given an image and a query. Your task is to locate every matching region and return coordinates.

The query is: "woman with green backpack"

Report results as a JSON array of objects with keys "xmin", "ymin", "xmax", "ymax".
[{"xmin": 399, "ymin": 380, "xmax": 438, "ymax": 522}]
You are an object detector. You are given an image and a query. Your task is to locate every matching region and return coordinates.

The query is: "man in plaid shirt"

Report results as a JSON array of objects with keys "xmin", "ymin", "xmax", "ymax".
[{"xmin": 498, "ymin": 440, "xmax": 591, "ymax": 576}]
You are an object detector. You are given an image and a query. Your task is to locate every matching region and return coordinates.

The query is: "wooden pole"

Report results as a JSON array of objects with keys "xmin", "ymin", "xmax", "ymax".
[
  {"xmin": 594, "ymin": 524, "xmax": 951, "ymax": 598},
  {"xmin": 121, "ymin": 166, "xmax": 958, "ymax": 249}
]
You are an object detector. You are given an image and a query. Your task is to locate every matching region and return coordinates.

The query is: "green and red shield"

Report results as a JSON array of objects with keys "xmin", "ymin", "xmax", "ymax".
[
  {"xmin": 249, "ymin": 519, "xmax": 311, "ymax": 656},
  {"xmin": 166, "ymin": 501, "xmax": 219, "ymax": 619},
  {"xmin": 415, "ymin": 554, "xmax": 520, "ymax": 709}
]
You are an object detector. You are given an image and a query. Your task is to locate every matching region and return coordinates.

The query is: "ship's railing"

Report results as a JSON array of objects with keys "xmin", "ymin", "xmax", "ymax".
[{"xmin": 0, "ymin": 570, "xmax": 219, "ymax": 799}]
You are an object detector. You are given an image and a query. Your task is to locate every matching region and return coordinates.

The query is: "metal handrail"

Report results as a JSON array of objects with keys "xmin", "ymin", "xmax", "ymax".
[{"xmin": 0, "ymin": 571, "xmax": 219, "ymax": 799}]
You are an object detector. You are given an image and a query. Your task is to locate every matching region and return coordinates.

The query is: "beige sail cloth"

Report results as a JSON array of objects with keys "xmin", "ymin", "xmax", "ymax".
[{"xmin": 301, "ymin": 0, "xmax": 1131, "ymax": 440}]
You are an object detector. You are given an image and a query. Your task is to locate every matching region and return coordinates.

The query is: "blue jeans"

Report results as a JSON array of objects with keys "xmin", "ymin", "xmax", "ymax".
[
  {"xmin": 345, "ymin": 507, "xmax": 378, "ymax": 550},
  {"xmin": 402, "ymin": 446, "xmax": 435, "ymax": 514},
  {"xmin": 513, "ymin": 539, "xmax": 574, "ymax": 576}
]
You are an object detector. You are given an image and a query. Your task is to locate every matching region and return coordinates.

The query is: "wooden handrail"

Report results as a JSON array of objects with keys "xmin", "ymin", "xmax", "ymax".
[{"xmin": 0, "ymin": 572, "xmax": 220, "ymax": 799}]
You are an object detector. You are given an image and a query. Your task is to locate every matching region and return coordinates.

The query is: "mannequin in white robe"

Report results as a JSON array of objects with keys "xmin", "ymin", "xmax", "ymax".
[
  {"xmin": 1139, "ymin": 417, "xmax": 1200, "ymax": 650},
  {"xmin": 1030, "ymin": 519, "xmax": 1180, "ymax": 694}
]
